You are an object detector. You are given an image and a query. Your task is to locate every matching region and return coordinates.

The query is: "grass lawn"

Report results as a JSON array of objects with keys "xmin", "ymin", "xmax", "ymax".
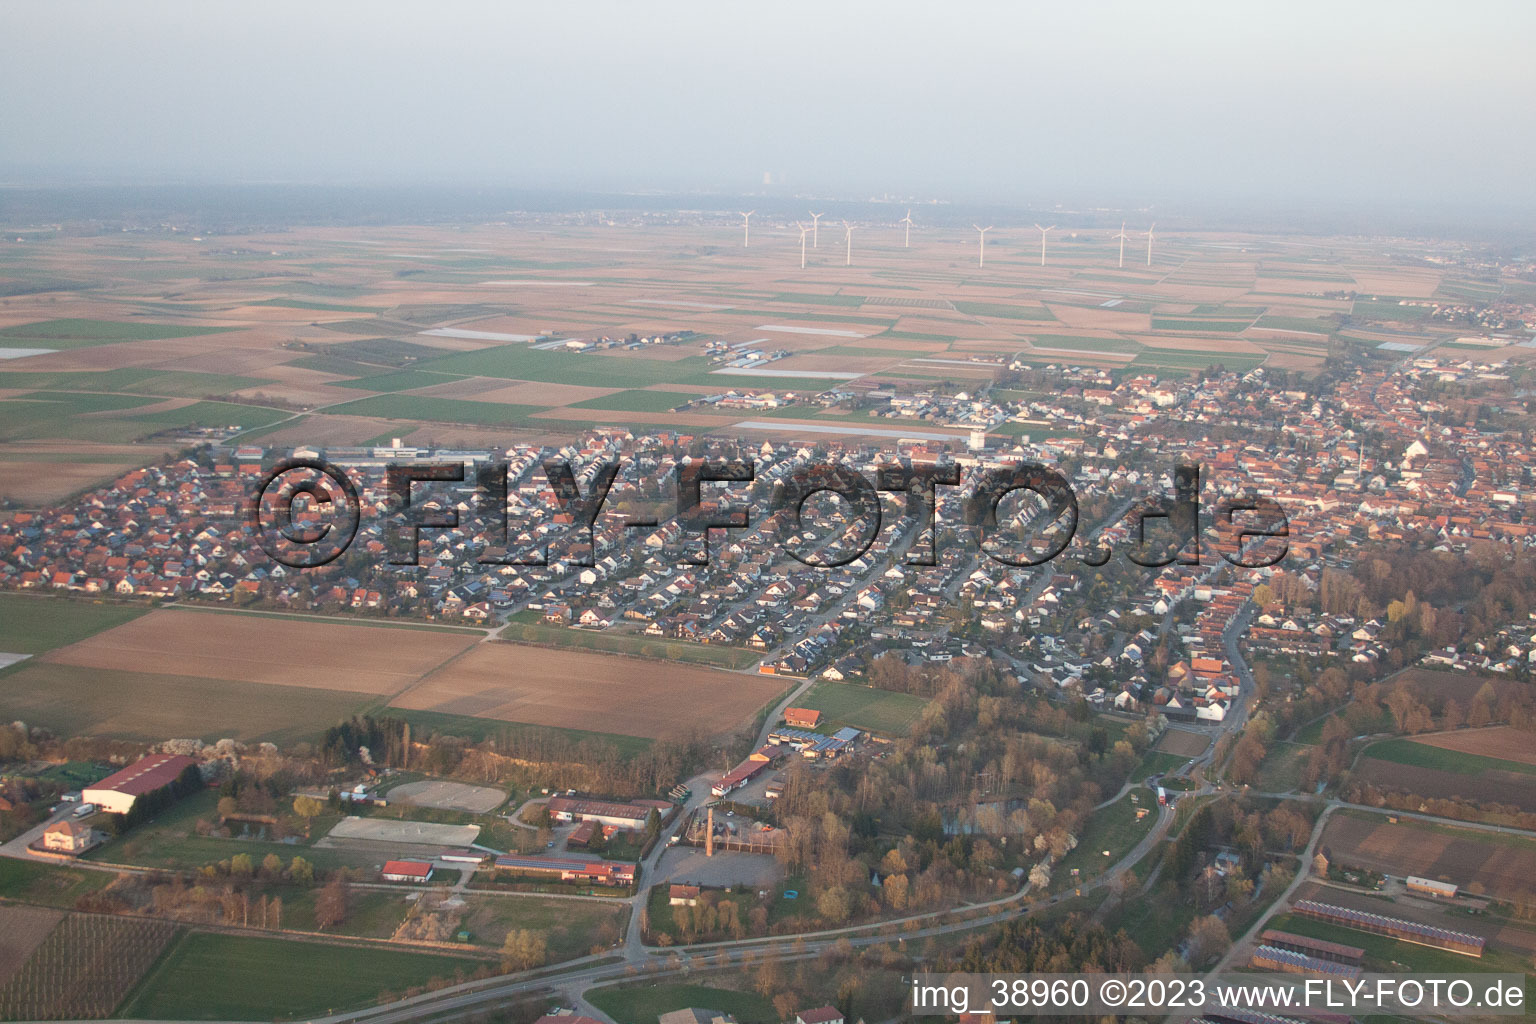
[
  {"xmin": 0, "ymin": 595, "xmax": 147, "ymax": 654},
  {"xmin": 85, "ymin": 790, "xmax": 382, "ymax": 875},
  {"xmin": 457, "ymin": 894, "xmax": 626, "ymax": 959},
  {"xmin": 0, "ymin": 856, "xmax": 113, "ymax": 907},
  {"xmin": 1138, "ymin": 749, "xmax": 1186, "ymax": 776},
  {"xmin": 1254, "ymin": 740, "xmax": 1313, "ymax": 792},
  {"xmin": 1361, "ymin": 737, "xmax": 1536, "ymax": 777},
  {"xmin": 1115, "ymin": 885, "xmax": 1195, "ymax": 960},
  {"xmin": 281, "ymin": 887, "xmax": 412, "ymax": 938},
  {"xmin": 589, "ymin": 982, "xmax": 778, "ymax": 1024},
  {"xmin": 0, "ymin": 661, "xmax": 375, "ymax": 746},
  {"xmin": 796, "ymin": 681, "xmax": 931, "ymax": 737},
  {"xmin": 1050, "ymin": 788, "xmax": 1156, "ymax": 891},
  {"xmin": 118, "ymin": 931, "xmax": 485, "ymax": 1020}
]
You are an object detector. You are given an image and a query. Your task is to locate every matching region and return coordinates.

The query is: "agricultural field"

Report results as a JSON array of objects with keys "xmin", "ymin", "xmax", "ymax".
[
  {"xmin": 1410, "ymin": 726, "xmax": 1536, "ymax": 767},
  {"xmin": 0, "ymin": 594, "xmax": 146, "ymax": 654},
  {"xmin": 1319, "ymin": 810, "xmax": 1536, "ymax": 902},
  {"xmin": 0, "ymin": 661, "xmax": 378, "ymax": 744},
  {"xmin": 0, "ymin": 608, "xmax": 509, "ymax": 743},
  {"xmin": 0, "ymin": 913, "xmax": 177, "ymax": 1020},
  {"xmin": 117, "ymin": 931, "xmax": 484, "ymax": 1020},
  {"xmin": 0, "ymin": 222, "xmax": 1467, "ymax": 458},
  {"xmin": 41, "ymin": 608, "xmax": 478, "ymax": 695},
  {"xmin": 795, "ymin": 681, "xmax": 932, "ymax": 736},
  {"xmin": 1354, "ymin": 734, "xmax": 1536, "ymax": 812},
  {"xmin": 0, "ymin": 905, "xmax": 63, "ymax": 988},
  {"xmin": 389, "ymin": 642, "xmax": 785, "ymax": 741}
]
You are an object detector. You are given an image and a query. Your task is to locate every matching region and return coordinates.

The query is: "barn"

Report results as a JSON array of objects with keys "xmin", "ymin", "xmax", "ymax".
[
  {"xmin": 783, "ymin": 707, "xmax": 821, "ymax": 729},
  {"xmin": 381, "ymin": 860, "xmax": 434, "ymax": 883},
  {"xmin": 82, "ymin": 754, "xmax": 198, "ymax": 816}
]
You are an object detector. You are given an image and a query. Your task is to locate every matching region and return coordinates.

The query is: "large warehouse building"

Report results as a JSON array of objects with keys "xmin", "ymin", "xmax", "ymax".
[{"xmin": 82, "ymin": 753, "xmax": 198, "ymax": 815}]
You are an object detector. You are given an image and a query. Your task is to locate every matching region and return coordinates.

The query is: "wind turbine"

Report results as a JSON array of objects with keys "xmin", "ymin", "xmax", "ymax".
[
  {"xmin": 740, "ymin": 211, "xmax": 755, "ymax": 248},
  {"xmin": 809, "ymin": 212, "xmax": 823, "ymax": 248},
  {"xmin": 843, "ymin": 221, "xmax": 853, "ymax": 266},
  {"xmin": 1112, "ymin": 221, "xmax": 1130, "ymax": 268},
  {"xmin": 900, "ymin": 209, "xmax": 913, "ymax": 248},
  {"xmin": 795, "ymin": 222, "xmax": 808, "ymax": 269},
  {"xmin": 1143, "ymin": 222, "xmax": 1156, "ymax": 266},
  {"xmin": 1034, "ymin": 223, "xmax": 1056, "ymax": 267},
  {"xmin": 973, "ymin": 225, "xmax": 993, "ymax": 268}
]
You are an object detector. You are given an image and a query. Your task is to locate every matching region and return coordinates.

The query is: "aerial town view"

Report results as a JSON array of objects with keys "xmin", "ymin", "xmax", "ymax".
[{"xmin": 0, "ymin": 3, "xmax": 1532, "ymax": 1024}]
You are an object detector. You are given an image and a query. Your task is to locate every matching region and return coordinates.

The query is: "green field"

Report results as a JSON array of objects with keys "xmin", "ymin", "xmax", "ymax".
[
  {"xmin": 419, "ymin": 345, "xmax": 710, "ymax": 387},
  {"xmin": 566, "ymin": 389, "xmax": 698, "ymax": 413},
  {"xmin": 1253, "ymin": 315, "xmax": 1337, "ymax": 335},
  {"xmin": 0, "ymin": 391, "xmax": 163, "ymax": 440},
  {"xmin": 589, "ymin": 983, "xmax": 777, "ymax": 1024},
  {"xmin": 1254, "ymin": 740, "xmax": 1313, "ymax": 792},
  {"xmin": 501, "ymin": 620, "xmax": 762, "ymax": 669},
  {"xmin": 0, "ymin": 856, "xmax": 113, "ymax": 907},
  {"xmin": 250, "ymin": 297, "xmax": 385, "ymax": 313},
  {"xmin": 0, "ymin": 318, "xmax": 238, "ymax": 349},
  {"xmin": 0, "ymin": 595, "xmax": 147, "ymax": 654},
  {"xmin": 1137, "ymin": 749, "xmax": 1187, "ymax": 776},
  {"xmin": 0, "ymin": 368, "xmax": 269, "ymax": 397},
  {"xmin": 1130, "ymin": 350, "xmax": 1266, "ymax": 373},
  {"xmin": 1361, "ymin": 737, "xmax": 1536, "ymax": 777},
  {"xmin": 128, "ymin": 400, "xmax": 291, "ymax": 429},
  {"xmin": 332, "ymin": 370, "xmax": 467, "ymax": 392},
  {"xmin": 796, "ymin": 681, "xmax": 931, "ymax": 736},
  {"xmin": 453, "ymin": 893, "xmax": 626, "ymax": 959},
  {"xmin": 1351, "ymin": 299, "xmax": 1430, "ymax": 321},
  {"xmin": 0, "ymin": 662, "xmax": 374, "ymax": 745},
  {"xmin": 326, "ymin": 393, "xmax": 542, "ymax": 426},
  {"xmin": 953, "ymin": 300, "xmax": 1057, "ymax": 320},
  {"xmin": 1150, "ymin": 318, "xmax": 1254, "ymax": 332},
  {"xmin": 119, "ymin": 931, "xmax": 484, "ymax": 1020},
  {"xmin": 770, "ymin": 291, "xmax": 865, "ymax": 306},
  {"xmin": 1027, "ymin": 333, "xmax": 1144, "ymax": 353},
  {"xmin": 391, "ymin": 708, "xmax": 655, "ymax": 759},
  {"xmin": 1050, "ymin": 788, "xmax": 1156, "ymax": 891}
]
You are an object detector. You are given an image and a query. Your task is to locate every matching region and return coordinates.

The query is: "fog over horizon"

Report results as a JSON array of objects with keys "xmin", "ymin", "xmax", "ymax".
[{"xmin": 2, "ymin": 1, "xmax": 1534, "ymax": 222}]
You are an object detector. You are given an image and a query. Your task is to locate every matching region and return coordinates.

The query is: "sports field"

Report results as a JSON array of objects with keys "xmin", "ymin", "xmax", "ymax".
[
  {"xmin": 795, "ymin": 681, "xmax": 931, "ymax": 736},
  {"xmin": 390, "ymin": 641, "xmax": 784, "ymax": 740}
]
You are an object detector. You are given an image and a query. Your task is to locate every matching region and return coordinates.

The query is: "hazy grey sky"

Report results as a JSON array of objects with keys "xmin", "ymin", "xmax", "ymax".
[{"xmin": 3, "ymin": 0, "xmax": 1533, "ymax": 209}]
